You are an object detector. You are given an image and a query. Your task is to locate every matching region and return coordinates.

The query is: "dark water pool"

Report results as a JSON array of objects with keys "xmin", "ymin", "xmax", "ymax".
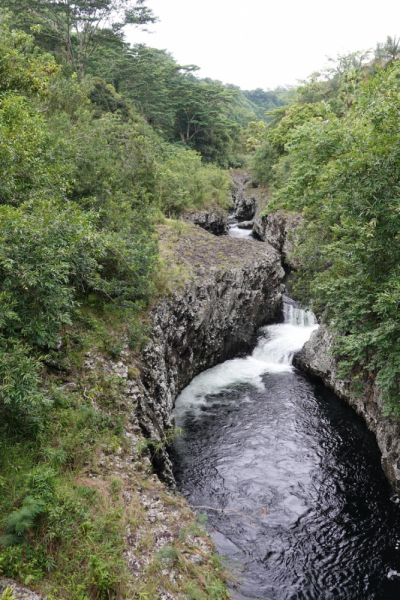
[{"xmin": 171, "ymin": 316, "xmax": 400, "ymax": 599}]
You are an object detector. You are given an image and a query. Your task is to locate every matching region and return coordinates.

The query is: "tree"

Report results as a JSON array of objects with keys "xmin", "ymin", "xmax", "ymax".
[
  {"xmin": 0, "ymin": 26, "xmax": 58, "ymax": 95},
  {"xmin": 325, "ymin": 50, "xmax": 371, "ymax": 76},
  {"xmin": 375, "ymin": 35, "xmax": 400, "ymax": 63},
  {"xmin": 99, "ymin": 47, "xmax": 240, "ymax": 165},
  {"xmin": 295, "ymin": 51, "xmax": 372, "ymax": 111},
  {"xmin": 244, "ymin": 120, "xmax": 267, "ymax": 152},
  {"xmin": 169, "ymin": 78, "xmax": 236, "ymax": 146},
  {"xmin": 267, "ymin": 102, "xmax": 332, "ymax": 155},
  {"xmin": 116, "ymin": 45, "xmax": 188, "ymax": 130},
  {"xmin": 5, "ymin": 0, "xmax": 156, "ymax": 78},
  {"xmin": 267, "ymin": 61, "xmax": 400, "ymax": 412}
]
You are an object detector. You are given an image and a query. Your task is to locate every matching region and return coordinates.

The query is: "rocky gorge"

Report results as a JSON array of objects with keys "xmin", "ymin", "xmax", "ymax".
[
  {"xmin": 138, "ymin": 222, "xmax": 285, "ymax": 484},
  {"xmin": 184, "ymin": 208, "xmax": 229, "ymax": 236},
  {"xmin": 150, "ymin": 172, "xmax": 400, "ymax": 502},
  {"xmin": 161, "ymin": 173, "xmax": 400, "ymax": 598},
  {"xmin": 295, "ymin": 325, "xmax": 400, "ymax": 495},
  {"xmin": 228, "ymin": 171, "xmax": 400, "ymax": 498},
  {"xmin": 5, "ymin": 172, "xmax": 400, "ymax": 600},
  {"xmin": 1, "ymin": 215, "xmax": 286, "ymax": 600}
]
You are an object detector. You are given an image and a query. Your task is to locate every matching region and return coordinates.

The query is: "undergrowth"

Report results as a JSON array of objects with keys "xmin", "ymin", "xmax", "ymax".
[{"xmin": 0, "ymin": 301, "xmax": 230, "ymax": 599}]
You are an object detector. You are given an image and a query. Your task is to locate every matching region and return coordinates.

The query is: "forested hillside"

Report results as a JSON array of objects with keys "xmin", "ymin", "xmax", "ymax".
[
  {"xmin": 2, "ymin": 0, "xmax": 400, "ymax": 595},
  {"xmin": 249, "ymin": 38, "xmax": 400, "ymax": 413},
  {"xmin": 0, "ymin": 1, "xmax": 287, "ymax": 596},
  {"xmin": 0, "ymin": 0, "xmax": 289, "ymax": 456}
]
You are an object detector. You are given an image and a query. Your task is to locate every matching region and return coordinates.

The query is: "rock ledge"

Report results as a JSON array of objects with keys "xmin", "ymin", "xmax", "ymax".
[{"xmin": 295, "ymin": 325, "xmax": 400, "ymax": 494}]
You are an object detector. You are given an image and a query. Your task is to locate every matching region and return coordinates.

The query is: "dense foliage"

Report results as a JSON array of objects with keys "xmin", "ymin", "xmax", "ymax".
[
  {"xmin": 0, "ymin": 14, "xmax": 241, "ymax": 436},
  {"xmin": 4, "ymin": 2, "xmax": 288, "ymax": 168},
  {"xmin": 0, "ymin": 10, "xmax": 236, "ymax": 596},
  {"xmin": 256, "ymin": 43, "xmax": 400, "ymax": 413},
  {"xmin": 8, "ymin": 0, "xmax": 400, "ymax": 593},
  {"xmin": 3, "ymin": 0, "xmax": 157, "ymax": 77}
]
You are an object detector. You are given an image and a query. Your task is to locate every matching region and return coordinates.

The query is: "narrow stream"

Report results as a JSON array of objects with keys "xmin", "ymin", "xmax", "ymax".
[
  {"xmin": 171, "ymin": 299, "xmax": 400, "ymax": 599},
  {"xmin": 228, "ymin": 215, "xmax": 255, "ymax": 240}
]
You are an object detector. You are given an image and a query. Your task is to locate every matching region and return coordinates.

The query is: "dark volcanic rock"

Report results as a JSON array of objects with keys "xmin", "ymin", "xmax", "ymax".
[
  {"xmin": 138, "ymin": 225, "xmax": 285, "ymax": 483},
  {"xmin": 237, "ymin": 220, "xmax": 253, "ymax": 229},
  {"xmin": 228, "ymin": 176, "xmax": 304, "ymax": 268},
  {"xmin": 253, "ymin": 205, "xmax": 303, "ymax": 269},
  {"xmin": 234, "ymin": 195, "xmax": 256, "ymax": 221},
  {"xmin": 185, "ymin": 208, "xmax": 229, "ymax": 236},
  {"xmin": 230, "ymin": 171, "xmax": 256, "ymax": 221},
  {"xmin": 295, "ymin": 325, "xmax": 400, "ymax": 495}
]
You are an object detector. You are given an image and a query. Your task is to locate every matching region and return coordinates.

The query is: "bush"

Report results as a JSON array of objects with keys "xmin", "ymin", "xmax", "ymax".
[
  {"xmin": 0, "ymin": 342, "xmax": 48, "ymax": 434},
  {"xmin": 0, "ymin": 94, "xmax": 69, "ymax": 207},
  {"xmin": 1, "ymin": 496, "xmax": 46, "ymax": 547},
  {"xmin": 268, "ymin": 63, "xmax": 400, "ymax": 412},
  {"xmin": 0, "ymin": 200, "xmax": 104, "ymax": 349},
  {"xmin": 155, "ymin": 145, "xmax": 232, "ymax": 217},
  {"xmin": 0, "ymin": 27, "xmax": 58, "ymax": 96}
]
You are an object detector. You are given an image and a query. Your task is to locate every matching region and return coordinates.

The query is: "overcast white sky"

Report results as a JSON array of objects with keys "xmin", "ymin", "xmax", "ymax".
[{"xmin": 126, "ymin": 0, "xmax": 400, "ymax": 90}]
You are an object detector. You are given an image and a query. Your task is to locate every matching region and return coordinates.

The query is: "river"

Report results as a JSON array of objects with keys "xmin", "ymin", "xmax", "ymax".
[
  {"xmin": 171, "ymin": 299, "xmax": 400, "ymax": 599},
  {"xmin": 228, "ymin": 215, "xmax": 256, "ymax": 240}
]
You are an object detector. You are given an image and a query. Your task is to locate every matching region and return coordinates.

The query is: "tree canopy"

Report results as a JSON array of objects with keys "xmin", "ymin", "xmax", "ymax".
[
  {"xmin": 4, "ymin": 0, "xmax": 156, "ymax": 77},
  {"xmin": 257, "ymin": 45, "xmax": 400, "ymax": 413}
]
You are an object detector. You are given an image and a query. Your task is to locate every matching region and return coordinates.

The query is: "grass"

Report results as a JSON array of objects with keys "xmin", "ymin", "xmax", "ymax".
[
  {"xmin": 0, "ymin": 298, "xmax": 231, "ymax": 599},
  {"xmin": 0, "ymin": 220, "xmax": 261, "ymax": 599}
]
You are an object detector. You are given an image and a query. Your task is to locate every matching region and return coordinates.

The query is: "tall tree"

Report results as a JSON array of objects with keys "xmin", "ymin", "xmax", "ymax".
[
  {"xmin": 118, "ymin": 45, "xmax": 191, "ymax": 129},
  {"xmin": 375, "ymin": 35, "xmax": 400, "ymax": 62},
  {"xmin": 172, "ymin": 79, "xmax": 235, "ymax": 145},
  {"xmin": 5, "ymin": 0, "xmax": 156, "ymax": 78}
]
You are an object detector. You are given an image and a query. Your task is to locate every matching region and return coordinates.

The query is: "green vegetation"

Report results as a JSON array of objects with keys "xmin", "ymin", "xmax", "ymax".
[
  {"xmin": 3, "ymin": 1, "xmax": 289, "ymax": 169},
  {"xmin": 0, "ymin": 4, "xmax": 238, "ymax": 595},
  {"xmin": 0, "ymin": 588, "xmax": 16, "ymax": 600},
  {"xmin": 9, "ymin": 0, "xmax": 400, "ymax": 594},
  {"xmin": 254, "ymin": 39, "xmax": 400, "ymax": 413}
]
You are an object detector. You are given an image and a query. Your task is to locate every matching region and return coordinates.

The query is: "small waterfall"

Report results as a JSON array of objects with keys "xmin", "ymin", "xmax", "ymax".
[
  {"xmin": 174, "ymin": 297, "xmax": 318, "ymax": 418},
  {"xmin": 283, "ymin": 301, "xmax": 317, "ymax": 328},
  {"xmin": 252, "ymin": 298, "xmax": 318, "ymax": 367},
  {"xmin": 172, "ymin": 294, "xmax": 400, "ymax": 600}
]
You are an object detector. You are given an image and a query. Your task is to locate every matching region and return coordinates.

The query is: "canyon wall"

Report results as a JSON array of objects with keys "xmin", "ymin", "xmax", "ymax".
[
  {"xmin": 295, "ymin": 325, "xmax": 400, "ymax": 495},
  {"xmin": 138, "ymin": 224, "xmax": 285, "ymax": 483}
]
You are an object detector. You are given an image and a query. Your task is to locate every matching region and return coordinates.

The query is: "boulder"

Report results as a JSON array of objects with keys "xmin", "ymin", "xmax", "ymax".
[{"xmin": 185, "ymin": 208, "xmax": 229, "ymax": 236}]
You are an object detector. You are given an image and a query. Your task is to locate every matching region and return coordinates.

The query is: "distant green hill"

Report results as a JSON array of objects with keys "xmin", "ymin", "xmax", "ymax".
[{"xmin": 201, "ymin": 79, "xmax": 291, "ymax": 128}]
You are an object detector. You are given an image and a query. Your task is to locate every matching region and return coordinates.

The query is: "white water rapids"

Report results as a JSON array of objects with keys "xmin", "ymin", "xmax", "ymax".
[
  {"xmin": 172, "ymin": 299, "xmax": 400, "ymax": 599},
  {"xmin": 228, "ymin": 215, "xmax": 255, "ymax": 239},
  {"xmin": 174, "ymin": 300, "xmax": 318, "ymax": 421}
]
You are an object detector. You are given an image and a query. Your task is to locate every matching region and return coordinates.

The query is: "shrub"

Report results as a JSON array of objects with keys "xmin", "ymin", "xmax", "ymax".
[
  {"xmin": 0, "ymin": 587, "xmax": 16, "ymax": 600},
  {"xmin": 155, "ymin": 145, "xmax": 232, "ymax": 217},
  {"xmin": 1, "ymin": 496, "xmax": 46, "ymax": 547},
  {"xmin": 0, "ymin": 342, "xmax": 48, "ymax": 434},
  {"xmin": 0, "ymin": 200, "xmax": 104, "ymax": 349}
]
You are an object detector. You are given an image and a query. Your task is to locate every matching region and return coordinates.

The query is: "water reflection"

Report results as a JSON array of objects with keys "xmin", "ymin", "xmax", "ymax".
[{"xmin": 172, "ymin": 302, "xmax": 400, "ymax": 599}]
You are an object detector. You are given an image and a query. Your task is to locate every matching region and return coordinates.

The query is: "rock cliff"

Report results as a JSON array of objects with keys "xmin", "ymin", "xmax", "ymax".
[
  {"xmin": 252, "ymin": 201, "xmax": 303, "ymax": 269},
  {"xmin": 295, "ymin": 325, "xmax": 400, "ymax": 494},
  {"xmin": 230, "ymin": 171, "xmax": 256, "ymax": 221},
  {"xmin": 185, "ymin": 208, "xmax": 229, "ymax": 236},
  {"xmin": 138, "ymin": 223, "xmax": 285, "ymax": 483},
  {"xmin": 229, "ymin": 173, "xmax": 303, "ymax": 268}
]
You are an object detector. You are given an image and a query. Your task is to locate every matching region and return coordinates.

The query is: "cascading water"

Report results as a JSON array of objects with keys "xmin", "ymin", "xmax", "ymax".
[
  {"xmin": 282, "ymin": 299, "xmax": 317, "ymax": 328},
  {"xmin": 172, "ymin": 298, "xmax": 400, "ymax": 599},
  {"xmin": 228, "ymin": 215, "xmax": 255, "ymax": 240}
]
